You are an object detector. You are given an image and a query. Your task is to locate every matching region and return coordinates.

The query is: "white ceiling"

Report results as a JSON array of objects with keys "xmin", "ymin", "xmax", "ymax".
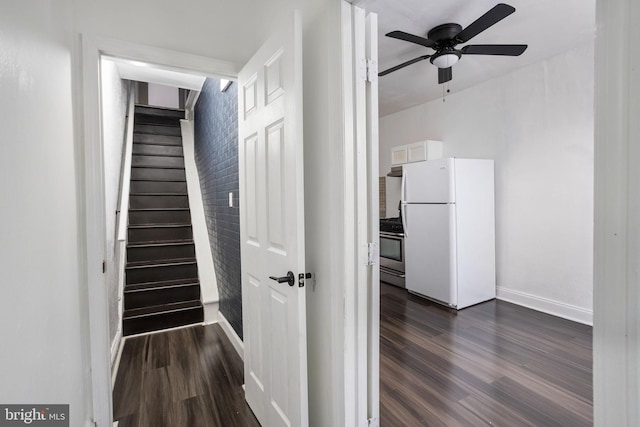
[
  {"xmin": 354, "ymin": 0, "xmax": 595, "ymax": 116},
  {"xmin": 105, "ymin": 56, "xmax": 206, "ymax": 91}
]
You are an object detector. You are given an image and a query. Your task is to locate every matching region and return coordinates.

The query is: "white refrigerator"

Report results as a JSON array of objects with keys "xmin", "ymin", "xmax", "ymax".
[{"xmin": 401, "ymin": 158, "xmax": 496, "ymax": 309}]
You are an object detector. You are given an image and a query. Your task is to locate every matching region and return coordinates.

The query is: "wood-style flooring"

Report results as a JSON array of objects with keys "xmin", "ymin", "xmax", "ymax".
[
  {"xmin": 380, "ymin": 283, "xmax": 593, "ymax": 426},
  {"xmin": 112, "ymin": 324, "xmax": 259, "ymax": 427}
]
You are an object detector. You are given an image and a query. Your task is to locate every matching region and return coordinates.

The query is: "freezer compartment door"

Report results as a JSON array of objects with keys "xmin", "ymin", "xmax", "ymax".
[
  {"xmin": 402, "ymin": 158, "xmax": 454, "ymax": 203},
  {"xmin": 404, "ymin": 204, "xmax": 457, "ymax": 306}
]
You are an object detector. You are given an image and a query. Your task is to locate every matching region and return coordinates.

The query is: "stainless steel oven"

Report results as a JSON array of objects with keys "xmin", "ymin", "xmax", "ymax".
[{"xmin": 380, "ymin": 231, "xmax": 405, "ymax": 288}]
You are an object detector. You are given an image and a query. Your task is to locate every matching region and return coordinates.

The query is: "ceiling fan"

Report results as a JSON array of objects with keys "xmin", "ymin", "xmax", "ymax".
[{"xmin": 379, "ymin": 3, "xmax": 527, "ymax": 84}]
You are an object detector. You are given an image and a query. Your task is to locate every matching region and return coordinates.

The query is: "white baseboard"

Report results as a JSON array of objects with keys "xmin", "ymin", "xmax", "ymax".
[
  {"xmin": 203, "ymin": 301, "xmax": 220, "ymax": 324},
  {"xmin": 110, "ymin": 329, "xmax": 122, "ymax": 368},
  {"xmin": 218, "ymin": 311, "xmax": 244, "ymax": 360},
  {"xmin": 111, "ymin": 332, "xmax": 126, "ymax": 388},
  {"xmin": 496, "ymin": 286, "xmax": 593, "ymax": 326}
]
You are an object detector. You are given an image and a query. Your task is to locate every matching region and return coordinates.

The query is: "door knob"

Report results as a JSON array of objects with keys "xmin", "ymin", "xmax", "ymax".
[{"xmin": 269, "ymin": 271, "xmax": 295, "ymax": 287}]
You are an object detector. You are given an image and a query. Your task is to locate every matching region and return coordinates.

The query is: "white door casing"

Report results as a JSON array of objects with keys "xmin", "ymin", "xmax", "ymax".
[{"xmin": 238, "ymin": 11, "xmax": 308, "ymax": 427}]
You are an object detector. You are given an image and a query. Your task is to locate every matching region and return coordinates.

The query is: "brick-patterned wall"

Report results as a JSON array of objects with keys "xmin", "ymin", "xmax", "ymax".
[{"xmin": 193, "ymin": 78, "xmax": 243, "ymax": 339}]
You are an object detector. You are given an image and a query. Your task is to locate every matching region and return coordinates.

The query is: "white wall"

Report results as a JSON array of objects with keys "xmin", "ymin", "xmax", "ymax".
[
  {"xmin": 72, "ymin": 0, "xmax": 261, "ymax": 66},
  {"xmin": 147, "ymin": 83, "xmax": 179, "ymax": 108},
  {"xmin": 100, "ymin": 59, "xmax": 129, "ymax": 349},
  {"xmin": 380, "ymin": 43, "xmax": 595, "ymax": 323},
  {"xmin": 0, "ymin": 1, "xmax": 90, "ymax": 425}
]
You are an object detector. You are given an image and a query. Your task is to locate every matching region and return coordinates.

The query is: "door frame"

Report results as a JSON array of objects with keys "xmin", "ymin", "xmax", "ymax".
[
  {"xmin": 593, "ymin": 0, "xmax": 640, "ymax": 425},
  {"xmin": 78, "ymin": 34, "xmax": 238, "ymax": 426},
  {"xmin": 341, "ymin": 3, "xmax": 380, "ymax": 426},
  {"xmin": 79, "ymin": 13, "xmax": 377, "ymax": 426}
]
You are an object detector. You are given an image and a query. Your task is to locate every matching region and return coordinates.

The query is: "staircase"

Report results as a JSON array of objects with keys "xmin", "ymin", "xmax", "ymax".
[{"xmin": 122, "ymin": 105, "xmax": 204, "ymax": 336}]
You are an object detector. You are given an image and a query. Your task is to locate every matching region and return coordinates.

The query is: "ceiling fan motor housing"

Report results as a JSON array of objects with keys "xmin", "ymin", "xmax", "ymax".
[
  {"xmin": 426, "ymin": 23, "xmax": 463, "ymax": 68},
  {"xmin": 427, "ymin": 23, "xmax": 463, "ymax": 46}
]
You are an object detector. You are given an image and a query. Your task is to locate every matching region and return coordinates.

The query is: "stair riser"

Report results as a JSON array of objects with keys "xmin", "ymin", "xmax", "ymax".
[
  {"xmin": 130, "ymin": 180, "xmax": 188, "ymax": 194},
  {"xmin": 130, "ymin": 195, "xmax": 189, "ymax": 209},
  {"xmin": 133, "ymin": 132, "xmax": 182, "ymax": 145},
  {"xmin": 133, "ymin": 144, "xmax": 183, "ymax": 157},
  {"xmin": 123, "ymin": 307, "xmax": 203, "ymax": 336},
  {"xmin": 128, "ymin": 226, "xmax": 192, "ymax": 243},
  {"xmin": 131, "ymin": 167, "xmax": 186, "ymax": 182},
  {"xmin": 132, "ymin": 155, "xmax": 185, "ymax": 169},
  {"xmin": 128, "ymin": 210, "xmax": 191, "ymax": 225},
  {"xmin": 126, "ymin": 263, "xmax": 198, "ymax": 285},
  {"xmin": 135, "ymin": 106, "xmax": 185, "ymax": 119},
  {"xmin": 136, "ymin": 114, "xmax": 182, "ymax": 126},
  {"xmin": 127, "ymin": 244, "xmax": 195, "ymax": 263},
  {"xmin": 134, "ymin": 124, "xmax": 182, "ymax": 137},
  {"xmin": 124, "ymin": 285, "xmax": 200, "ymax": 310}
]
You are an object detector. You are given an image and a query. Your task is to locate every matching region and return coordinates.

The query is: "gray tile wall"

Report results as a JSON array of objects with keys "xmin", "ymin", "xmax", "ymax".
[{"xmin": 194, "ymin": 78, "xmax": 243, "ymax": 339}]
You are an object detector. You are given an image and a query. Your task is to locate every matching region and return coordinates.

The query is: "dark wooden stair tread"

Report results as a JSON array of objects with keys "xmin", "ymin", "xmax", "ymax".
[
  {"xmin": 135, "ymin": 105, "xmax": 185, "ymax": 118},
  {"xmin": 134, "ymin": 124, "xmax": 181, "ymax": 135},
  {"xmin": 130, "ymin": 192, "xmax": 188, "ymax": 196},
  {"xmin": 133, "ymin": 131, "xmax": 182, "ymax": 143},
  {"xmin": 126, "ymin": 258, "xmax": 196, "ymax": 269},
  {"xmin": 127, "ymin": 240, "xmax": 194, "ymax": 248},
  {"xmin": 126, "ymin": 257, "xmax": 197, "ymax": 269},
  {"xmin": 125, "ymin": 278, "xmax": 200, "ymax": 293},
  {"xmin": 127, "ymin": 224, "xmax": 191, "ymax": 229},
  {"xmin": 123, "ymin": 300, "xmax": 202, "ymax": 320}
]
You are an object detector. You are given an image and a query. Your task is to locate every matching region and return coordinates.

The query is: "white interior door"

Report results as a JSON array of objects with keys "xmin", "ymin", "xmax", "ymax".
[{"xmin": 238, "ymin": 11, "xmax": 308, "ymax": 427}]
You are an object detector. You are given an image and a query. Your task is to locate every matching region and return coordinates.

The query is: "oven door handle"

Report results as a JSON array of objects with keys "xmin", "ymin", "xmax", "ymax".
[{"xmin": 380, "ymin": 266, "xmax": 405, "ymax": 278}]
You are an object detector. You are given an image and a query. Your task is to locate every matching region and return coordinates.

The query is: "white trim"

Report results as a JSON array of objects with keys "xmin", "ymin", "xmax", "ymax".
[
  {"xmin": 352, "ymin": 6, "xmax": 369, "ymax": 427},
  {"xmin": 364, "ymin": 10, "xmax": 380, "ymax": 427},
  {"xmin": 594, "ymin": 0, "xmax": 640, "ymax": 425},
  {"xmin": 184, "ymin": 90, "xmax": 201, "ymax": 120},
  {"xmin": 110, "ymin": 334, "xmax": 125, "ymax": 388},
  {"xmin": 496, "ymin": 287, "xmax": 593, "ymax": 326},
  {"xmin": 80, "ymin": 34, "xmax": 240, "ymax": 427},
  {"xmin": 111, "ymin": 83, "xmax": 135, "ymax": 369},
  {"xmin": 110, "ymin": 329, "xmax": 123, "ymax": 369},
  {"xmin": 179, "ymin": 119, "xmax": 220, "ymax": 312},
  {"xmin": 81, "ymin": 33, "xmax": 113, "ymax": 427},
  {"xmin": 340, "ymin": 3, "xmax": 358, "ymax": 427},
  {"xmin": 203, "ymin": 301, "xmax": 220, "ymax": 324},
  {"xmin": 116, "ymin": 84, "xmax": 135, "ymax": 242},
  {"xmin": 218, "ymin": 311, "xmax": 244, "ymax": 361},
  {"xmin": 88, "ymin": 36, "xmax": 239, "ymax": 79}
]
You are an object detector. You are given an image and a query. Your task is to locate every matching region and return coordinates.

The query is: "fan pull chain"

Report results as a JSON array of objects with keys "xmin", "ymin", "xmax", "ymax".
[{"xmin": 442, "ymin": 82, "xmax": 452, "ymax": 103}]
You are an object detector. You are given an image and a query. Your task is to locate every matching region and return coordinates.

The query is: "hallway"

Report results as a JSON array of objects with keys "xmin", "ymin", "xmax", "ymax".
[{"xmin": 112, "ymin": 324, "xmax": 259, "ymax": 426}]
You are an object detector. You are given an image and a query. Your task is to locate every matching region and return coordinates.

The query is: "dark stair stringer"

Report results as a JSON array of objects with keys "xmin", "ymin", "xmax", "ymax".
[{"xmin": 123, "ymin": 105, "xmax": 204, "ymax": 336}]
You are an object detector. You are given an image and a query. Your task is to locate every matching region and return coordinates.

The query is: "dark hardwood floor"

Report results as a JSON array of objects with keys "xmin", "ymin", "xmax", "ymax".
[
  {"xmin": 113, "ymin": 324, "xmax": 259, "ymax": 427},
  {"xmin": 379, "ymin": 283, "xmax": 593, "ymax": 426}
]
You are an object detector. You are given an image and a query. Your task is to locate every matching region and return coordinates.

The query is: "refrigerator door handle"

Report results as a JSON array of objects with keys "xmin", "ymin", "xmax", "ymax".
[
  {"xmin": 401, "ymin": 203, "xmax": 408, "ymax": 238},
  {"xmin": 401, "ymin": 170, "xmax": 406, "ymax": 203}
]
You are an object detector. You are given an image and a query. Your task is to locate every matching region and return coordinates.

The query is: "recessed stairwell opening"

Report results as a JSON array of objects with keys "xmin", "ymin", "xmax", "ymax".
[{"xmin": 123, "ymin": 105, "xmax": 204, "ymax": 335}]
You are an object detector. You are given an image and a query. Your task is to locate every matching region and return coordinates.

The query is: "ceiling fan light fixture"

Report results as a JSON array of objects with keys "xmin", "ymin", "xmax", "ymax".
[{"xmin": 431, "ymin": 51, "xmax": 461, "ymax": 68}]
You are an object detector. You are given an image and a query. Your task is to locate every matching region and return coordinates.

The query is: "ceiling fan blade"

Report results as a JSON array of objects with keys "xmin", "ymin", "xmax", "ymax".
[
  {"xmin": 438, "ymin": 67, "xmax": 452, "ymax": 84},
  {"xmin": 386, "ymin": 31, "xmax": 435, "ymax": 48},
  {"xmin": 379, "ymin": 55, "xmax": 431, "ymax": 77},
  {"xmin": 461, "ymin": 44, "xmax": 528, "ymax": 56},
  {"xmin": 456, "ymin": 3, "xmax": 516, "ymax": 43}
]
